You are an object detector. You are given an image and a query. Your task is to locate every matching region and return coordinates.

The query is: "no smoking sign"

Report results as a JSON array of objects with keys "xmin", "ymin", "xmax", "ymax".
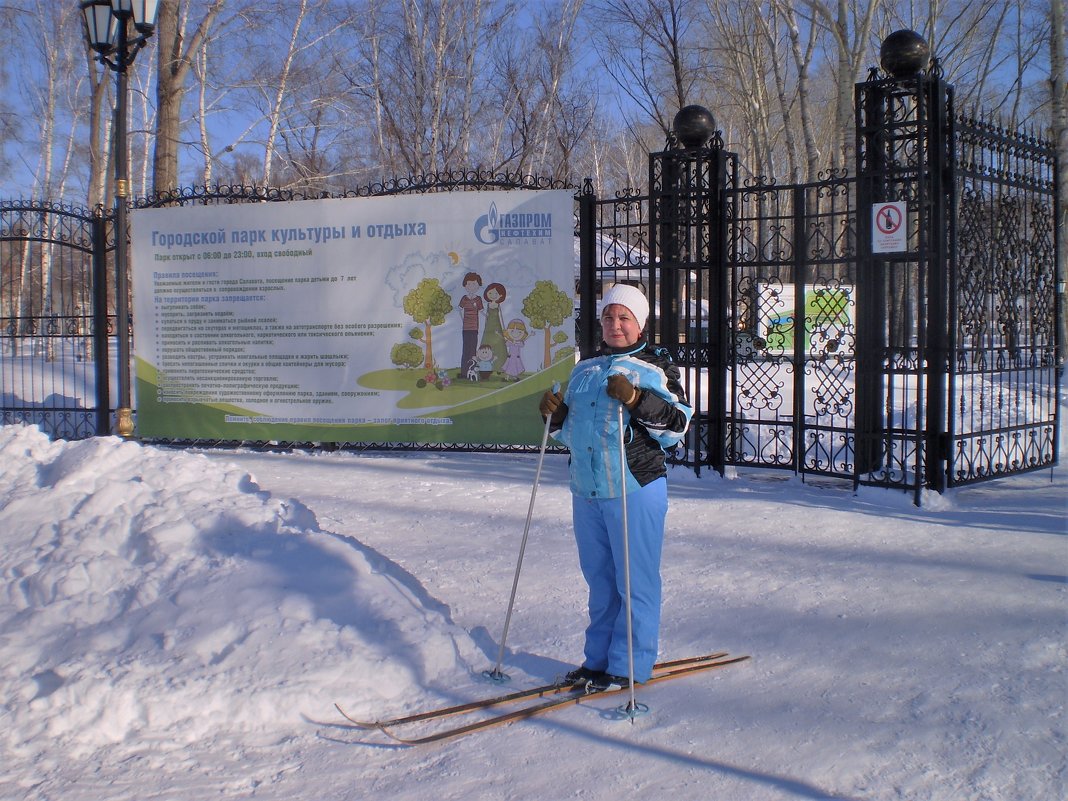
[{"xmin": 872, "ymin": 201, "xmax": 907, "ymax": 253}]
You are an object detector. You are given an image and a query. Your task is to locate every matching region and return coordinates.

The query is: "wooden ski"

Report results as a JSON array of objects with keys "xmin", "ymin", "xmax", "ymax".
[
  {"xmin": 335, "ymin": 652, "xmax": 730, "ymax": 730},
  {"xmin": 377, "ymin": 654, "xmax": 750, "ymax": 746}
]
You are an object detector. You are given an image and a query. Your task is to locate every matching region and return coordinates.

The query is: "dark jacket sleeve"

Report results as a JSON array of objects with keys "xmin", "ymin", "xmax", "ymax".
[
  {"xmin": 630, "ymin": 359, "xmax": 690, "ymax": 439},
  {"xmin": 625, "ymin": 349, "xmax": 692, "ymax": 485}
]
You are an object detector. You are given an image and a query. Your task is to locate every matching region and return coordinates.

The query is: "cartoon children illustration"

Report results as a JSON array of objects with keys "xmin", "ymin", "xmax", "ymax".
[
  {"xmin": 472, "ymin": 344, "xmax": 496, "ymax": 381},
  {"xmin": 457, "ymin": 272, "xmax": 483, "ymax": 380},
  {"xmin": 479, "ymin": 282, "xmax": 507, "ymax": 373},
  {"xmin": 502, "ymin": 318, "xmax": 529, "ymax": 381}
]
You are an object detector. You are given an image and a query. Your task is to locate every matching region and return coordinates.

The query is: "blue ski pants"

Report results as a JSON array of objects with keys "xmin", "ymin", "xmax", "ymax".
[{"xmin": 571, "ymin": 477, "xmax": 667, "ymax": 682}]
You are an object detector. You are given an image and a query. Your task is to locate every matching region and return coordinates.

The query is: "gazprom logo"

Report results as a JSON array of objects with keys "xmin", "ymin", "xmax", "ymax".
[{"xmin": 474, "ymin": 202, "xmax": 552, "ymax": 245}]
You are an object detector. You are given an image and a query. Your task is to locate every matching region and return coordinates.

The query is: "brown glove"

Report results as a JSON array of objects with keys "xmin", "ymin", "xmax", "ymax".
[
  {"xmin": 606, "ymin": 373, "xmax": 642, "ymax": 409},
  {"xmin": 539, "ymin": 390, "xmax": 568, "ymax": 425}
]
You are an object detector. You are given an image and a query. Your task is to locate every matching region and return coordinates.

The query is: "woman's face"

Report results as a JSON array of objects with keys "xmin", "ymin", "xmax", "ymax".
[{"xmin": 600, "ymin": 304, "xmax": 642, "ymax": 348}]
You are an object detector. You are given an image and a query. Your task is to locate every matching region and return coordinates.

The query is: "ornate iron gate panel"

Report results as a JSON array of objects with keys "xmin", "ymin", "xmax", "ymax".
[
  {"xmin": 582, "ymin": 73, "xmax": 1058, "ymax": 498},
  {"xmin": 584, "ymin": 150, "xmax": 864, "ymax": 482},
  {"xmin": 725, "ymin": 173, "xmax": 859, "ymax": 479},
  {"xmin": 950, "ymin": 116, "xmax": 1060, "ymax": 484},
  {"xmin": 0, "ymin": 201, "xmax": 111, "ymax": 439}
]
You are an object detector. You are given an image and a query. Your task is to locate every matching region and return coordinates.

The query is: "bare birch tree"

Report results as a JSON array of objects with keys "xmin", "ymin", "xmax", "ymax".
[
  {"xmin": 482, "ymin": 0, "xmax": 595, "ymax": 178},
  {"xmin": 154, "ymin": 0, "xmax": 226, "ymax": 193},
  {"xmin": 0, "ymin": 0, "xmax": 1058, "ymax": 205},
  {"xmin": 249, "ymin": 0, "xmax": 350, "ymax": 189},
  {"xmin": 130, "ymin": 38, "xmax": 161, "ymax": 197},
  {"xmin": 261, "ymin": 0, "xmax": 310, "ymax": 187},
  {"xmin": 529, "ymin": 0, "xmax": 590, "ymax": 175},
  {"xmin": 878, "ymin": 0, "xmax": 1044, "ymax": 118},
  {"xmin": 186, "ymin": 3, "xmax": 267, "ymax": 187},
  {"xmin": 245, "ymin": 1, "xmax": 354, "ymax": 191},
  {"xmin": 194, "ymin": 35, "xmax": 217, "ymax": 185},
  {"xmin": 11, "ymin": 3, "xmax": 91, "ymax": 358},
  {"xmin": 0, "ymin": 4, "xmax": 23, "ymax": 182},
  {"xmin": 800, "ymin": 0, "xmax": 882, "ymax": 168},
  {"xmin": 1050, "ymin": 0, "xmax": 1067, "ymax": 363},
  {"xmin": 587, "ymin": 0, "xmax": 708, "ymax": 139},
  {"xmin": 340, "ymin": 0, "xmax": 529, "ymax": 176},
  {"xmin": 703, "ymin": 0, "xmax": 780, "ymax": 177},
  {"xmin": 22, "ymin": 3, "xmax": 60, "ymax": 357},
  {"xmin": 776, "ymin": 0, "xmax": 822, "ymax": 180}
]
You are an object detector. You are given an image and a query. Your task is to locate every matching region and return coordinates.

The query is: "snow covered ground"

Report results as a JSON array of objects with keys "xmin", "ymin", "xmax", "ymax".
[{"xmin": 1, "ymin": 420, "xmax": 1064, "ymax": 801}]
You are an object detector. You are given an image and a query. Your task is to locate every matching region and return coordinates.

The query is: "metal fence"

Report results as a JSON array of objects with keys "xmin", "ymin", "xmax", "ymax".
[
  {"xmin": 0, "ymin": 200, "xmax": 111, "ymax": 438},
  {"xmin": 950, "ymin": 114, "xmax": 1060, "ymax": 486},
  {"xmin": 579, "ymin": 161, "xmax": 872, "ymax": 487},
  {"xmin": 1, "ymin": 76, "xmax": 1060, "ymax": 501},
  {"xmin": 577, "ymin": 70, "xmax": 1060, "ymax": 501}
]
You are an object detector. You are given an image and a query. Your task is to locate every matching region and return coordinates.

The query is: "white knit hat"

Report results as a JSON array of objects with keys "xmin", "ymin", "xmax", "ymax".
[{"xmin": 599, "ymin": 284, "xmax": 649, "ymax": 330}]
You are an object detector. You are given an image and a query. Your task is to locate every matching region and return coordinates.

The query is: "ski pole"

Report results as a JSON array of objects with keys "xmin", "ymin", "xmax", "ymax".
[
  {"xmin": 484, "ymin": 381, "xmax": 560, "ymax": 683},
  {"xmin": 616, "ymin": 401, "xmax": 642, "ymax": 719}
]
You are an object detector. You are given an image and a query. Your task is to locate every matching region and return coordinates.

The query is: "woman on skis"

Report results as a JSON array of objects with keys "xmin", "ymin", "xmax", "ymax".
[{"xmin": 539, "ymin": 283, "xmax": 692, "ymax": 690}]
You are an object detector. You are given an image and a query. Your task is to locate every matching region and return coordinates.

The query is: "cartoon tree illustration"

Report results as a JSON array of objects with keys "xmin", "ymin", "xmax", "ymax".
[
  {"xmin": 522, "ymin": 280, "xmax": 573, "ymax": 369},
  {"xmin": 551, "ymin": 330, "xmax": 571, "ymax": 363},
  {"xmin": 403, "ymin": 278, "xmax": 453, "ymax": 369},
  {"xmin": 391, "ymin": 342, "xmax": 423, "ymax": 368}
]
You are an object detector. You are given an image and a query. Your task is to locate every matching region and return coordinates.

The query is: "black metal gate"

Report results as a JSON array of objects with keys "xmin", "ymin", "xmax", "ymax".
[
  {"xmin": 579, "ymin": 160, "xmax": 866, "ymax": 484},
  {"xmin": 724, "ymin": 172, "xmax": 860, "ymax": 482},
  {"xmin": 0, "ymin": 200, "xmax": 112, "ymax": 438},
  {"xmin": 950, "ymin": 115, "xmax": 1060, "ymax": 486},
  {"xmin": 579, "ymin": 67, "xmax": 1060, "ymax": 500}
]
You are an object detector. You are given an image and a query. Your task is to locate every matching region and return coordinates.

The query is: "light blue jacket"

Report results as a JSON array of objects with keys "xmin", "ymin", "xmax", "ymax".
[{"xmin": 553, "ymin": 343, "xmax": 691, "ymax": 499}]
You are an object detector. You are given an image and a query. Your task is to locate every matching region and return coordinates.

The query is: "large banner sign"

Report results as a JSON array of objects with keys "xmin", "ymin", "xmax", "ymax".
[{"xmin": 131, "ymin": 190, "xmax": 575, "ymax": 444}]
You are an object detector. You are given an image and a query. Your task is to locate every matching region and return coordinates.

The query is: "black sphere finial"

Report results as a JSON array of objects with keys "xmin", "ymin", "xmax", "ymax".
[
  {"xmin": 673, "ymin": 105, "xmax": 716, "ymax": 148},
  {"xmin": 880, "ymin": 30, "xmax": 930, "ymax": 78}
]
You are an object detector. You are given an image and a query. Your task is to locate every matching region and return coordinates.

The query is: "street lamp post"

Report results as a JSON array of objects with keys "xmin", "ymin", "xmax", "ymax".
[{"xmin": 81, "ymin": 0, "xmax": 159, "ymax": 437}]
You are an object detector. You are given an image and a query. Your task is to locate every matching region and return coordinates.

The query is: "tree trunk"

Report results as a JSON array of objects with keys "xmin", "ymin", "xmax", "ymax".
[
  {"xmin": 777, "ymin": 0, "xmax": 821, "ymax": 180},
  {"xmin": 1051, "ymin": 0, "xmax": 1067, "ymax": 365},
  {"xmin": 153, "ymin": 0, "xmax": 183, "ymax": 193},
  {"xmin": 424, "ymin": 321, "xmax": 435, "ymax": 370},
  {"xmin": 153, "ymin": 0, "xmax": 226, "ymax": 194},
  {"xmin": 263, "ymin": 0, "xmax": 309, "ymax": 186},
  {"xmin": 195, "ymin": 39, "xmax": 213, "ymax": 185},
  {"xmin": 86, "ymin": 51, "xmax": 111, "ymax": 209}
]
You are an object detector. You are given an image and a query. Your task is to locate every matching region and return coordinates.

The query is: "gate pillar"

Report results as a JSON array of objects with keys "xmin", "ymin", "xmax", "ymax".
[
  {"xmin": 91, "ymin": 207, "xmax": 112, "ymax": 436},
  {"xmin": 855, "ymin": 30, "xmax": 953, "ymax": 495},
  {"xmin": 649, "ymin": 106, "xmax": 732, "ymax": 474}
]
